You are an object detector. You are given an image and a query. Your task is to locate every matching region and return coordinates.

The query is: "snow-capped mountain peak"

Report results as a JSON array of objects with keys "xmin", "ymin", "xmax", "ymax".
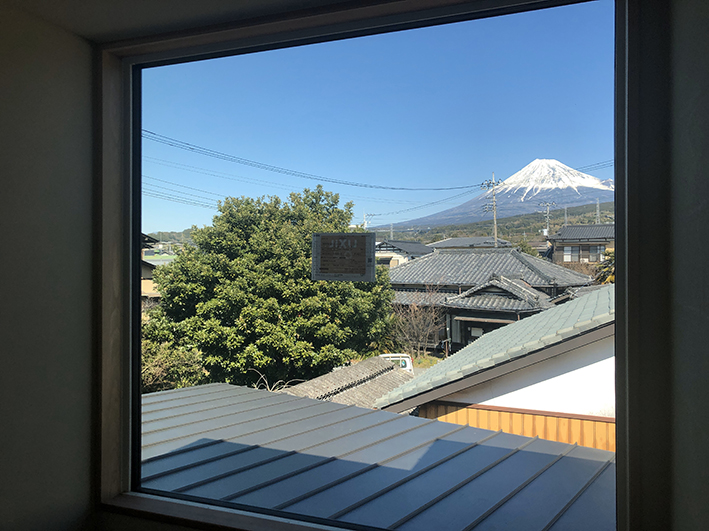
[{"xmin": 495, "ymin": 159, "xmax": 613, "ymax": 201}]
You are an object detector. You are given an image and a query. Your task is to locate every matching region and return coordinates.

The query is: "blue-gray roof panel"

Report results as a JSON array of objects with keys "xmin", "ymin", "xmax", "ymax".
[{"xmin": 142, "ymin": 384, "xmax": 615, "ymax": 530}]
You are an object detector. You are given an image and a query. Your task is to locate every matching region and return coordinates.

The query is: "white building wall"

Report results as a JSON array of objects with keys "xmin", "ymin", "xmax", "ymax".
[{"xmin": 443, "ymin": 336, "xmax": 615, "ymax": 417}]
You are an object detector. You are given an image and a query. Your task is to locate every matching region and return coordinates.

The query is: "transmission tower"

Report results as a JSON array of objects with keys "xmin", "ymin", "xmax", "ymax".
[
  {"xmin": 596, "ymin": 198, "xmax": 601, "ymax": 224},
  {"xmin": 481, "ymin": 173, "xmax": 499, "ymax": 247},
  {"xmin": 539, "ymin": 201, "xmax": 556, "ymax": 236}
]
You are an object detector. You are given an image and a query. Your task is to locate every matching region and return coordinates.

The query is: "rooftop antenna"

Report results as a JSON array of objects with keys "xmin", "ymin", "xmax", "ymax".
[{"xmin": 481, "ymin": 172, "xmax": 499, "ymax": 247}]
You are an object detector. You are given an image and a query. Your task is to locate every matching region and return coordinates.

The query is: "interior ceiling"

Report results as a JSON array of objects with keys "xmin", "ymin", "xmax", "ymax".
[{"xmin": 2, "ymin": 0, "xmax": 352, "ymax": 43}]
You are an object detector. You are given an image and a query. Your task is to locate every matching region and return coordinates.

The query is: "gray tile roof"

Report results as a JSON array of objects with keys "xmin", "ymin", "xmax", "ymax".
[
  {"xmin": 394, "ymin": 289, "xmax": 452, "ymax": 306},
  {"xmin": 375, "ymin": 285, "xmax": 614, "ymax": 409},
  {"xmin": 142, "ymin": 383, "xmax": 615, "ymax": 531},
  {"xmin": 389, "ymin": 248, "xmax": 592, "ymax": 289},
  {"xmin": 549, "ymin": 224, "xmax": 615, "ymax": 242},
  {"xmin": 376, "ymin": 239, "xmax": 434, "ymax": 256},
  {"xmin": 429, "ymin": 236, "xmax": 512, "ymax": 248},
  {"xmin": 443, "ymin": 276, "xmax": 553, "ymax": 312},
  {"xmin": 283, "ymin": 357, "xmax": 414, "ymax": 408}
]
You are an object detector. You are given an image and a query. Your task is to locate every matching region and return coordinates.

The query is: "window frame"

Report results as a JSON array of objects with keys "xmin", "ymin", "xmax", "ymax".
[{"xmin": 97, "ymin": 0, "xmax": 648, "ymax": 528}]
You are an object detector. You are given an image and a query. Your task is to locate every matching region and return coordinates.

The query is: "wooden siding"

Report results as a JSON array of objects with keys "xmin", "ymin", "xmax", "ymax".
[{"xmin": 419, "ymin": 402, "xmax": 615, "ymax": 451}]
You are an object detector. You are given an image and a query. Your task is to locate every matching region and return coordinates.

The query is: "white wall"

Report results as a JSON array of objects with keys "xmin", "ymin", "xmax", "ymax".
[
  {"xmin": 444, "ymin": 337, "xmax": 615, "ymax": 417},
  {"xmin": 0, "ymin": 7, "xmax": 94, "ymax": 530}
]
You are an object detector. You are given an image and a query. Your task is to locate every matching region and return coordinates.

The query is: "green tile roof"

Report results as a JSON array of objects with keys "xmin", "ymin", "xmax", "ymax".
[{"xmin": 375, "ymin": 285, "xmax": 615, "ymax": 409}]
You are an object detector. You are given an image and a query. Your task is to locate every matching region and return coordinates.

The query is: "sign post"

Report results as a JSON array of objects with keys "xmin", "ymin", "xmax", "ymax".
[{"xmin": 311, "ymin": 232, "xmax": 375, "ymax": 282}]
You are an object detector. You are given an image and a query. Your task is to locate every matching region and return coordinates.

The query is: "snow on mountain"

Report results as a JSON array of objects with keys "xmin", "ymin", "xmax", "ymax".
[
  {"xmin": 497, "ymin": 159, "xmax": 613, "ymax": 201},
  {"xmin": 388, "ymin": 159, "xmax": 615, "ymax": 228}
]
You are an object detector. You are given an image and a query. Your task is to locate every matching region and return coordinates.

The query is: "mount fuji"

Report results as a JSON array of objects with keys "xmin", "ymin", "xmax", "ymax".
[{"xmin": 393, "ymin": 159, "xmax": 614, "ymax": 228}]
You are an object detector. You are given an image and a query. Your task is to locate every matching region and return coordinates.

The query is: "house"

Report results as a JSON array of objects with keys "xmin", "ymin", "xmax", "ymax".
[
  {"xmin": 429, "ymin": 236, "xmax": 513, "ymax": 249},
  {"xmin": 2, "ymin": 0, "xmax": 708, "ymax": 530},
  {"xmin": 377, "ymin": 286, "xmax": 615, "ymax": 451},
  {"xmin": 548, "ymin": 224, "xmax": 615, "ymax": 264},
  {"xmin": 374, "ymin": 239, "xmax": 433, "ymax": 267},
  {"xmin": 282, "ymin": 356, "xmax": 414, "ymax": 409},
  {"xmin": 390, "ymin": 248, "xmax": 591, "ymax": 350},
  {"xmin": 141, "ymin": 383, "xmax": 616, "ymax": 530}
]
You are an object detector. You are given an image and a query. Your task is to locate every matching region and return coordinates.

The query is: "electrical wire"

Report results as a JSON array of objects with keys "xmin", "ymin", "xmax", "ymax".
[{"xmin": 142, "ymin": 130, "xmax": 483, "ymax": 191}]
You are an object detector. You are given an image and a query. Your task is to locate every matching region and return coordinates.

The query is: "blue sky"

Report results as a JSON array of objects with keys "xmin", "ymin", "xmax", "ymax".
[{"xmin": 141, "ymin": 0, "xmax": 614, "ymax": 233}]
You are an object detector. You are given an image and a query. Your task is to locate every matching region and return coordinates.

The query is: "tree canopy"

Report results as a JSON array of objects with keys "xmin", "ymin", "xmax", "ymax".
[{"xmin": 143, "ymin": 186, "xmax": 394, "ymax": 387}]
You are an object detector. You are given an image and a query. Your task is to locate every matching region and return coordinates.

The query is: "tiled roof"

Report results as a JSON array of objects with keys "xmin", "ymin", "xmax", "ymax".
[
  {"xmin": 443, "ymin": 276, "xmax": 553, "ymax": 312},
  {"xmin": 376, "ymin": 239, "xmax": 434, "ymax": 255},
  {"xmin": 389, "ymin": 248, "xmax": 592, "ymax": 289},
  {"xmin": 375, "ymin": 285, "xmax": 614, "ymax": 409},
  {"xmin": 549, "ymin": 224, "xmax": 615, "ymax": 241},
  {"xmin": 429, "ymin": 236, "xmax": 512, "ymax": 248},
  {"xmin": 394, "ymin": 289, "xmax": 452, "ymax": 306},
  {"xmin": 283, "ymin": 357, "xmax": 414, "ymax": 408},
  {"xmin": 142, "ymin": 383, "xmax": 615, "ymax": 531}
]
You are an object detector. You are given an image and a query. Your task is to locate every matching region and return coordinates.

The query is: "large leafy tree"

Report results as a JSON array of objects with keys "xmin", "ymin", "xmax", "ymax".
[{"xmin": 143, "ymin": 186, "xmax": 393, "ymax": 386}]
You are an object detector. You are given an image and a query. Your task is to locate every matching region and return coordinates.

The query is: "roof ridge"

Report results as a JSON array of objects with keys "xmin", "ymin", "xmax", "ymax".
[
  {"xmin": 511, "ymin": 249, "xmax": 556, "ymax": 285},
  {"xmin": 313, "ymin": 364, "xmax": 395, "ymax": 401}
]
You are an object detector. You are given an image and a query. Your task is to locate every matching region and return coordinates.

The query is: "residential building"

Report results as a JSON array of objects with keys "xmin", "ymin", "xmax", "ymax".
[
  {"xmin": 390, "ymin": 248, "xmax": 591, "ymax": 350},
  {"xmin": 2, "ymin": 0, "xmax": 706, "ymax": 530},
  {"xmin": 374, "ymin": 239, "xmax": 433, "ymax": 267},
  {"xmin": 377, "ymin": 286, "xmax": 615, "ymax": 451},
  {"xmin": 548, "ymin": 224, "xmax": 615, "ymax": 264}
]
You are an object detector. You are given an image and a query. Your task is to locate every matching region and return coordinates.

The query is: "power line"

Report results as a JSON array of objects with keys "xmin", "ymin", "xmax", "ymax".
[
  {"xmin": 142, "ymin": 130, "xmax": 483, "ymax": 191},
  {"xmin": 142, "ymin": 190, "xmax": 217, "ymax": 210},
  {"xmin": 368, "ymin": 188, "xmax": 480, "ymax": 217},
  {"xmin": 143, "ymin": 159, "xmax": 420, "ymax": 204}
]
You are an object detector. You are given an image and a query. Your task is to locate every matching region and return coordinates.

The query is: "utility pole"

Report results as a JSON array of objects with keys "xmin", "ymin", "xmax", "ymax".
[
  {"xmin": 539, "ymin": 201, "xmax": 556, "ymax": 236},
  {"xmin": 390, "ymin": 223, "xmax": 393, "ymax": 240},
  {"xmin": 596, "ymin": 198, "xmax": 601, "ymax": 224},
  {"xmin": 481, "ymin": 172, "xmax": 499, "ymax": 247}
]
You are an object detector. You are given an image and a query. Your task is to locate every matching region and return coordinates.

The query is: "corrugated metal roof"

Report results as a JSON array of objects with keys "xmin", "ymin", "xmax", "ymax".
[
  {"xmin": 429, "ymin": 237, "xmax": 512, "ymax": 248},
  {"xmin": 375, "ymin": 285, "xmax": 614, "ymax": 410},
  {"xmin": 549, "ymin": 224, "xmax": 615, "ymax": 241},
  {"xmin": 141, "ymin": 384, "xmax": 615, "ymax": 531},
  {"xmin": 283, "ymin": 357, "xmax": 414, "ymax": 408},
  {"xmin": 389, "ymin": 248, "xmax": 591, "ymax": 289}
]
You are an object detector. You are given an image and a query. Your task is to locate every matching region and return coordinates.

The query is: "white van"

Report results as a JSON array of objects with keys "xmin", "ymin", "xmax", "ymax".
[{"xmin": 379, "ymin": 353, "xmax": 414, "ymax": 373}]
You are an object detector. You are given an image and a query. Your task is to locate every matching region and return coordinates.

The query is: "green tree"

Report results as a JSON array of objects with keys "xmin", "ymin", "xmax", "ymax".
[
  {"xmin": 516, "ymin": 236, "xmax": 540, "ymax": 257},
  {"xmin": 143, "ymin": 186, "xmax": 394, "ymax": 386},
  {"xmin": 141, "ymin": 339, "xmax": 205, "ymax": 393}
]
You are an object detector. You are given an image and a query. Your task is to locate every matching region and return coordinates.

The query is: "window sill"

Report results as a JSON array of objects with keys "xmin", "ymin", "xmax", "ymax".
[{"xmin": 102, "ymin": 492, "xmax": 346, "ymax": 531}]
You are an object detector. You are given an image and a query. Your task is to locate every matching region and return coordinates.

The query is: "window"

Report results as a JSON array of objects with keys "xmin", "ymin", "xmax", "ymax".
[{"xmin": 98, "ymin": 0, "xmax": 645, "ymax": 529}]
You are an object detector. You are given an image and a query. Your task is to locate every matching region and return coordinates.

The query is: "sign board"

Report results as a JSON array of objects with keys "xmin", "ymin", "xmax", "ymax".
[{"xmin": 311, "ymin": 232, "xmax": 375, "ymax": 282}]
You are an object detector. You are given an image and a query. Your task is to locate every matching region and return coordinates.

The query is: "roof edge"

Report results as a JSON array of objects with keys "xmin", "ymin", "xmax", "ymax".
[{"xmin": 379, "ymin": 322, "xmax": 615, "ymax": 413}]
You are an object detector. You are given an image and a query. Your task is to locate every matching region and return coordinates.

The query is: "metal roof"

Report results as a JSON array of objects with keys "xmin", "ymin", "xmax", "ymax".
[
  {"xmin": 388, "ymin": 248, "xmax": 591, "ymax": 289},
  {"xmin": 283, "ymin": 357, "xmax": 414, "ymax": 409},
  {"xmin": 549, "ymin": 224, "xmax": 615, "ymax": 242},
  {"xmin": 375, "ymin": 240, "xmax": 434, "ymax": 256},
  {"xmin": 141, "ymin": 384, "xmax": 615, "ymax": 531},
  {"xmin": 429, "ymin": 237, "xmax": 512, "ymax": 248},
  {"xmin": 375, "ymin": 285, "xmax": 615, "ymax": 410},
  {"xmin": 443, "ymin": 276, "xmax": 553, "ymax": 313}
]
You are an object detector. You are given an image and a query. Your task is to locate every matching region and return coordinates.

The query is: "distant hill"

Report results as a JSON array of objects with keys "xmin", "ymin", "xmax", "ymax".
[
  {"xmin": 148, "ymin": 228, "xmax": 193, "ymax": 245},
  {"xmin": 381, "ymin": 159, "xmax": 614, "ymax": 228},
  {"xmin": 375, "ymin": 201, "xmax": 614, "ymax": 244}
]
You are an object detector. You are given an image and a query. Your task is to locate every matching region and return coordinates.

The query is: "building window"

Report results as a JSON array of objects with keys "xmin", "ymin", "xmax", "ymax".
[{"xmin": 97, "ymin": 0, "xmax": 623, "ymax": 529}]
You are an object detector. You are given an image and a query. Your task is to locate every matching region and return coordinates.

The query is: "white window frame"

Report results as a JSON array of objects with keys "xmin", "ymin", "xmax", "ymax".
[{"xmin": 96, "ymin": 0, "xmax": 667, "ymax": 529}]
